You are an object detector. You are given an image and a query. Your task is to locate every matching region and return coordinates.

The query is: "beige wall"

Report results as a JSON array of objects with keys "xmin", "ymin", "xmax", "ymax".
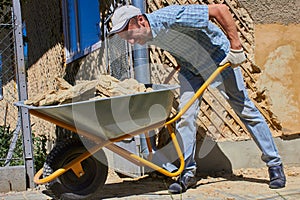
[
  {"xmin": 255, "ymin": 24, "xmax": 300, "ymax": 134},
  {"xmin": 239, "ymin": 0, "xmax": 300, "ymax": 134}
]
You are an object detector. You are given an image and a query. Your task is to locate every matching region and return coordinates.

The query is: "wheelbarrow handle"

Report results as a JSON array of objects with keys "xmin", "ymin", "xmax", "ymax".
[{"xmin": 165, "ymin": 62, "xmax": 231, "ymax": 125}]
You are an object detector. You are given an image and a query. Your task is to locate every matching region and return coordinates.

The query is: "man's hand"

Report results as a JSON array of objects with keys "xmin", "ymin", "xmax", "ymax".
[{"xmin": 220, "ymin": 48, "xmax": 246, "ymax": 67}]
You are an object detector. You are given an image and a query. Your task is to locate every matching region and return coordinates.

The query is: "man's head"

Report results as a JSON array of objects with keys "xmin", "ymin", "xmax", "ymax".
[
  {"xmin": 110, "ymin": 5, "xmax": 142, "ymax": 35},
  {"xmin": 109, "ymin": 5, "xmax": 152, "ymax": 45}
]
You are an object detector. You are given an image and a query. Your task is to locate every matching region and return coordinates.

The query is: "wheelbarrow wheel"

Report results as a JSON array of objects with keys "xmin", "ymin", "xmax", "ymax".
[{"xmin": 43, "ymin": 139, "xmax": 108, "ymax": 200}]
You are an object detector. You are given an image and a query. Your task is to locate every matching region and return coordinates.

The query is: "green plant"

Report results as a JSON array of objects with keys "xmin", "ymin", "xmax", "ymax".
[
  {"xmin": 32, "ymin": 134, "xmax": 47, "ymax": 170},
  {"xmin": 0, "ymin": 125, "xmax": 47, "ymax": 170},
  {"xmin": 0, "ymin": 125, "xmax": 23, "ymax": 166}
]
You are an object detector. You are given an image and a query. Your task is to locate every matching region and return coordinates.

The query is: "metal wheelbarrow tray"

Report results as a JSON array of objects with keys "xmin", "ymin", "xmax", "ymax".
[
  {"xmin": 15, "ymin": 63, "xmax": 230, "ymax": 200},
  {"xmin": 16, "ymin": 84, "xmax": 178, "ymax": 140}
]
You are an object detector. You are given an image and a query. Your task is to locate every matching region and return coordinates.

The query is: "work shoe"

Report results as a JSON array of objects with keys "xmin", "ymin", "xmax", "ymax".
[
  {"xmin": 268, "ymin": 164, "xmax": 286, "ymax": 189},
  {"xmin": 168, "ymin": 174, "xmax": 197, "ymax": 194}
]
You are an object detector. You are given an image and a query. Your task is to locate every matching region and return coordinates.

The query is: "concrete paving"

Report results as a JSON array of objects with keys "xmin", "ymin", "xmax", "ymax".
[
  {"xmin": 0, "ymin": 166, "xmax": 26, "ymax": 192},
  {"xmin": 1, "ymin": 137, "xmax": 299, "ymax": 199},
  {"xmin": 1, "ymin": 165, "xmax": 300, "ymax": 200}
]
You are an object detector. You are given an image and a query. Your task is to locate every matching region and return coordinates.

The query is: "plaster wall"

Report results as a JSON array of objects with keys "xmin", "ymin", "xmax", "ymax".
[
  {"xmin": 239, "ymin": 0, "xmax": 300, "ymax": 134},
  {"xmin": 239, "ymin": 0, "xmax": 300, "ymax": 24},
  {"xmin": 254, "ymin": 24, "xmax": 300, "ymax": 134}
]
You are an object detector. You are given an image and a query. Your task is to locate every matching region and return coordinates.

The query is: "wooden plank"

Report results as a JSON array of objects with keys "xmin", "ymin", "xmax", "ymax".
[
  {"xmin": 150, "ymin": 46, "xmax": 163, "ymax": 65},
  {"xmin": 163, "ymin": 51, "xmax": 178, "ymax": 67},
  {"xmin": 224, "ymin": 0, "xmax": 251, "ymax": 33},
  {"xmin": 153, "ymin": 0, "xmax": 162, "ymax": 7},
  {"xmin": 207, "ymin": 87, "xmax": 251, "ymax": 135},
  {"xmin": 282, "ymin": 131, "xmax": 300, "ymax": 136},
  {"xmin": 240, "ymin": 61, "xmax": 257, "ymax": 84},
  {"xmin": 196, "ymin": 116, "xmax": 215, "ymax": 135},
  {"xmin": 252, "ymin": 100, "xmax": 278, "ymax": 131},
  {"xmin": 203, "ymin": 94, "xmax": 241, "ymax": 136},
  {"xmin": 164, "ymin": 0, "xmax": 175, "ymax": 5},
  {"xmin": 148, "ymin": 2, "xmax": 158, "ymax": 11},
  {"xmin": 200, "ymin": 103, "xmax": 226, "ymax": 138}
]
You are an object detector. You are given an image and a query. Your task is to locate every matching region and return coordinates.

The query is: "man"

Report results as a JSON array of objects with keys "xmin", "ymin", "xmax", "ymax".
[{"xmin": 109, "ymin": 3, "xmax": 286, "ymax": 194}]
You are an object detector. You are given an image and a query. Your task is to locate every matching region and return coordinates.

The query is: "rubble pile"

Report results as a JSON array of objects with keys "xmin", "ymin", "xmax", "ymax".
[{"xmin": 25, "ymin": 75, "xmax": 152, "ymax": 106}]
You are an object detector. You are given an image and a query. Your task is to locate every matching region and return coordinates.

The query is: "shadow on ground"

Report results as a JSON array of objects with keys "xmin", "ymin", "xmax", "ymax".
[{"xmin": 48, "ymin": 172, "xmax": 269, "ymax": 199}]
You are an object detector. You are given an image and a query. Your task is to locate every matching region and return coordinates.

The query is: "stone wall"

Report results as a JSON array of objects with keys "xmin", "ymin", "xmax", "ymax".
[
  {"xmin": 239, "ymin": 0, "xmax": 300, "ymax": 24},
  {"xmin": 21, "ymin": 0, "xmax": 65, "ymax": 141},
  {"xmin": 21, "ymin": 0, "xmax": 107, "ymax": 141}
]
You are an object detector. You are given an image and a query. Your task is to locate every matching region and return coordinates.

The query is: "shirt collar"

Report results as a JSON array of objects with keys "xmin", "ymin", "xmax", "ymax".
[{"xmin": 145, "ymin": 13, "xmax": 168, "ymax": 41}]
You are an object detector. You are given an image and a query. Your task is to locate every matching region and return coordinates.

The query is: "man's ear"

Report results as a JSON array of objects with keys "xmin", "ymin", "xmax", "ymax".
[{"xmin": 136, "ymin": 15, "xmax": 147, "ymax": 27}]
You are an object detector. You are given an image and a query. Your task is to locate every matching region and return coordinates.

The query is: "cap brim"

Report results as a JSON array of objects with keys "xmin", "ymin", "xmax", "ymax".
[{"xmin": 108, "ymin": 19, "xmax": 130, "ymax": 36}]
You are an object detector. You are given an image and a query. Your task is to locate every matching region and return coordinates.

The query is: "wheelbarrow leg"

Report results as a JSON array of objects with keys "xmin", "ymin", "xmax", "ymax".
[{"xmin": 129, "ymin": 124, "xmax": 185, "ymax": 177}]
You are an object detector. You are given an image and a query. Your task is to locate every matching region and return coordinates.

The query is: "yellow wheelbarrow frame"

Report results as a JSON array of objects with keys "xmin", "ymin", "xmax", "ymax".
[{"xmin": 27, "ymin": 62, "xmax": 230, "ymax": 185}]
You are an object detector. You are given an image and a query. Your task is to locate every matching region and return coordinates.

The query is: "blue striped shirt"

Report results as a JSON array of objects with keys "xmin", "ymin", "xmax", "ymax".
[{"xmin": 145, "ymin": 5, "xmax": 231, "ymax": 80}]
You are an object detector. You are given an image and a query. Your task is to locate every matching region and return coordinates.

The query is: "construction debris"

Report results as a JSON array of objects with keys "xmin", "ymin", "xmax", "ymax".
[{"xmin": 24, "ymin": 75, "xmax": 152, "ymax": 106}]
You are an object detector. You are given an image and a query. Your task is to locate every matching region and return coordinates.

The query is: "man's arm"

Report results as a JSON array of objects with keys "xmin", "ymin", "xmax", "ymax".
[
  {"xmin": 208, "ymin": 4, "xmax": 242, "ymax": 50},
  {"xmin": 208, "ymin": 4, "xmax": 246, "ymax": 66}
]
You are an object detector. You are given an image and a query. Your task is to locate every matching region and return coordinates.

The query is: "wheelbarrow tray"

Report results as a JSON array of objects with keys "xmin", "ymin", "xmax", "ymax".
[{"xmin": 16, "ymin": 84, "xmax": 179, "ymax": 140}]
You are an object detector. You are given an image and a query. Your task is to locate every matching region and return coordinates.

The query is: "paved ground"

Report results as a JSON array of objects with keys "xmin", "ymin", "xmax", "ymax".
[{"xmin": 1, "ymin": 166, "xmax": 300, "ymax": 200}]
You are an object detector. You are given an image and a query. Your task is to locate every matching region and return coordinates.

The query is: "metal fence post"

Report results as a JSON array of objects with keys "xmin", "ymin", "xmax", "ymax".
[
  {"xmin": 0, "ymin": 55, "xmax": 3, "ymax": 100},
  {"xmin": 12, "ymin": 0, "xmax": 35, "ymax": 188}
]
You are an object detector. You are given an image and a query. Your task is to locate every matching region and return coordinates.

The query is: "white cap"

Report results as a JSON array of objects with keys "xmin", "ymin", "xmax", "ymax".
[{"xmin": 109, "ymin": 5, "xmax": 142, "ymax": 35}]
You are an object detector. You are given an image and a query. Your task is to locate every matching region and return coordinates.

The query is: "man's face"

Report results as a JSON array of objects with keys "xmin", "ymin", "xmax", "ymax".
[{"xmin": 118, "ymin": 16, "xmax": 152, "ymax": 45}]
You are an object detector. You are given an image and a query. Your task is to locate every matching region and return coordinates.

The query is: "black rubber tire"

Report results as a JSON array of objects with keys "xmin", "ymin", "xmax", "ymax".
[{"xmin": 43, "ymin": 139, "xmax": 108, "ymax": 200}]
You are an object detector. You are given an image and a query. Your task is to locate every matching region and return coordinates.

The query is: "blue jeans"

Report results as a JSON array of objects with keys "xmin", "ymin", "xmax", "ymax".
[{"xmin": 165, "ymin": 66, "xmax": 282, "ymax": 175}]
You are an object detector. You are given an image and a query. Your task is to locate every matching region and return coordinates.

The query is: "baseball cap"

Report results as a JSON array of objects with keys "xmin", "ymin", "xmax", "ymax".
[{"xmin": 109, "ymin": 5, "xmax": 142, "ymax": 35}]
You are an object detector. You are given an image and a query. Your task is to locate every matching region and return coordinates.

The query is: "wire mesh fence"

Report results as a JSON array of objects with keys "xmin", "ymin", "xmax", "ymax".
[
  {"xmin": 107, "ymin": 34, "xmax": 133, "ymax": 80},
  {"xmin": 0, "ymin": 5, "xmax": 23, "ymax": 166}
]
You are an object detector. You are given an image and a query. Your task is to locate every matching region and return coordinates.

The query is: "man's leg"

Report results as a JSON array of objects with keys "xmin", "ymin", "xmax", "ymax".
[
  {"xmin": 220, "ymin": 67, "xmax": 286, "ymax": 188},
  {"xmin": 168, "ymin": 70, "xmax": 204, "ymax": 193}
]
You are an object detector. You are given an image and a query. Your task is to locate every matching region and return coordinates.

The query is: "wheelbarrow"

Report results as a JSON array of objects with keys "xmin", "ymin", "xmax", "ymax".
[{"xmin": 15, "ymin": 63, "xmax": 230, "ymax": 199}]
